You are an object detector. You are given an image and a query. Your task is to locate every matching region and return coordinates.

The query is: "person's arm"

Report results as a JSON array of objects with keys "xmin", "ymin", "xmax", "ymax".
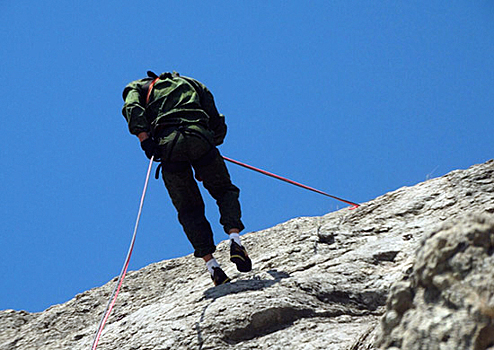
[
  {"xmin": 210, "ymin": 112, "xmax": 227, "ymax": 146},
  {"xmin": 194, "ymin": 81, "xmax": 227, "ymax": 145},
  {"xmin": 122, "ymin": 82, "xmax": 150, "ymax": 137}
]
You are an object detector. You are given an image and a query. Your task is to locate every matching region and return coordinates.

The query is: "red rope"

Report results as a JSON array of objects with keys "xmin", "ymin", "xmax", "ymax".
[
  {"xmin": 223, "ymin": 156, "xmax": 359, "ymax": 209},
  {"xmin": 91, "ymin": 260, "xmax": 131, "ymax": 350}
]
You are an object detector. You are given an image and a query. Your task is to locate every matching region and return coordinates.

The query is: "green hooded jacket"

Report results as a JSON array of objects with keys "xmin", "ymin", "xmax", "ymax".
[{"xmin": 122, "ymin": 72, "xmax": 227, "ymax": 145}]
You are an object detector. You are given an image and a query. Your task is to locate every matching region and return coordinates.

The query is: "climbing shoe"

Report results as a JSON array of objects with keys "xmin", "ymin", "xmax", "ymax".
[
  {"xmin": 211, "ymin": 266, "xmax": 231, "ymax": 286},
  {"xmin": 230, "ymin": 241, "xmax": 252, "ymax": 272}
]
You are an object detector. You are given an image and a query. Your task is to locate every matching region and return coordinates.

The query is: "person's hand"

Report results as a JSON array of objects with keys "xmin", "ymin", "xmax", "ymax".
[{"xmin": 140, "ymin": 138, "xmax": 159, "ymax": 160}]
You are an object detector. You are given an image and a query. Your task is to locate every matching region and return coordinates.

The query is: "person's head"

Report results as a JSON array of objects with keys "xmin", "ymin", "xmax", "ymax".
[
  {"xmin": 122, "ymin": 70, "xmax": 180, "ymax": 103},
  {"xmin": 122, "ymin": 72, "xmax": 156, "ymax": 103}
]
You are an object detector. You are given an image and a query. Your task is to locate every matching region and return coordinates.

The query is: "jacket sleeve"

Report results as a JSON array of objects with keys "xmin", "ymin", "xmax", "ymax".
[
  {"xmin": 184, "ymin": 77, "xmax": 227, "ymax": 145},
  {"xmin": 121, "ymin": 82, "xmax": 150, "ymax": 136}
]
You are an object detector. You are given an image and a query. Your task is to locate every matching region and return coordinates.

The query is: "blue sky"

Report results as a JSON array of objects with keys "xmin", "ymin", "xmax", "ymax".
[{"xmin": 1, "ymin": 1, "xmax": 493, "ymax": 312}]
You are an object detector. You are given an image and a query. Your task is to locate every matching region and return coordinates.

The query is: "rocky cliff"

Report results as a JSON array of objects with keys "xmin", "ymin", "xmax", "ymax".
[
  {"xmin": 1, "ymin": 160, "xmax": 493, "ymax": 350},
  {"xmin": 377, "ymin": 213, "xmax": 494, "ymax": 350}
]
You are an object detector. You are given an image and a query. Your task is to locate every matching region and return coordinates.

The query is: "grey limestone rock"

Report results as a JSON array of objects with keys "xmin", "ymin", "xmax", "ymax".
[
  {"xmin": 377, "ymin": 213, "xmax": 494, "ymax": 350},
  {"xmin": 1, "ymin": 160, "xmax": 493, "ymax": 350}
]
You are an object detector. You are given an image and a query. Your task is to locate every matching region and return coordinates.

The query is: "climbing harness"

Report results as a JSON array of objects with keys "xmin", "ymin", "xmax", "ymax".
[
  {"xmin": 222, "ymin": 156, "xmax": 359, "ymax": 209},
  {"xmin": 154, "ymin": 124, "xmax": 217, "ymax": 179},
  {"xmin": 91, "ymin": 156, "xmax": 155, "ymax": 350}
]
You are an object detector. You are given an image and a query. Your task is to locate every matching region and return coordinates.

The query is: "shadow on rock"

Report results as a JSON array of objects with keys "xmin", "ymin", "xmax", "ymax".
[{"xmin": 202, "ymin": 270, "xmax": 290, "ymax": 300}]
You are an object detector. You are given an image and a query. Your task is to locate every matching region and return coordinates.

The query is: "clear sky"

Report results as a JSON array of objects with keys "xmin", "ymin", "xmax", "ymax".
[{"xmin": 1, "ymin": 1, "xmax": 493, "ymax": 313}]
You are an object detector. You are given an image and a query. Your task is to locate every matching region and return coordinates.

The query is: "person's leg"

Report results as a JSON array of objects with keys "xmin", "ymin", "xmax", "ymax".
[
  {"xmin": 194, "ymin": 149, "xmax": 245, "ymax": 234},
  {"xmin": 158, "ymin": 127, "xmax": 232, "ymax": 285},
  {"xmin": 228, "ymin": 228, "xmax": 241, "ymax": 244},
  {"xmin": 202, "ymin": 253, "xmax": 213, "ymax": 262},
  {"xmin": 202, "ymin": 253, "xmax": 230, "ymax": 286},
  {"xmin": 161, "ymin": 164, "xmax": 216, "ymax": 259},
  {"xmin": 162, "ymin": 164, "xmax": 231, "ymax": 284},
  {"xmin": 194, "ymin": 150, "xmax": 252, "ymax": 272}
]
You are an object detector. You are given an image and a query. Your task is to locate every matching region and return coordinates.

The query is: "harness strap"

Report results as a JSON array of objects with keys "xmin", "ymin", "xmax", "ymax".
[{"xmin": 145, "ymin": 77, "xmax": 160, "ymax": 106}]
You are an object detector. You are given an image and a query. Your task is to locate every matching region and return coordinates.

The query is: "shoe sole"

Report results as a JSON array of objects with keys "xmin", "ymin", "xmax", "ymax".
[
  {"xmin": 230, "ymin": 254, "xmax": 252, "ymax": 272},
  {"xmin": 215, "ymin": 276, "xmax": 231, "ymax": 286}
]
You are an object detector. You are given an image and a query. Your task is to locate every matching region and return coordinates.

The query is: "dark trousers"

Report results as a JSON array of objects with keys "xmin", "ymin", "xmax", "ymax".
[{"xmin": 157, "ymin": 125, "xmax": 244, "ymax": 257}]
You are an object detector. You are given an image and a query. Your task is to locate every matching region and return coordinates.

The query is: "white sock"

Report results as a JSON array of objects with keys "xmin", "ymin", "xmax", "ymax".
[
  {"xmin": 206, "ymin": 258, "xmax": 220, "ymax": 275},
  {"xmin": 229, "ymin": 232, "xmax": 242, "ymax": 246}
]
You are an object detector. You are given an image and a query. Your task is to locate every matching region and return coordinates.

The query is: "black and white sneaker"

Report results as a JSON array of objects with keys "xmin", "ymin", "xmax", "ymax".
[
  {"xmin": 211, "ymin": 266, "xmax": 231, "ymax": 286},
  {"xmin": 230, "ymin": 241, "xmax": 252, "ymax": 272}
]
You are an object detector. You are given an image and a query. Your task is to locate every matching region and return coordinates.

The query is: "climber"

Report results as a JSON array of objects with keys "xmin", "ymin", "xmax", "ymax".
[{"xmin": 121, "ymin": 71, "xmax": 252, "ymax": 286}]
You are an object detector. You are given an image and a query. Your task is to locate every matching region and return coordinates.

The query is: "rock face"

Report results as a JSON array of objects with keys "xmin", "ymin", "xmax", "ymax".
[
  {"xmin": 377, "ymin": 213, "xmax": 494, "ymax": 350},
  {"xmin": 0, "ymin": 160, "xmax": 493, "ymax": 350}
]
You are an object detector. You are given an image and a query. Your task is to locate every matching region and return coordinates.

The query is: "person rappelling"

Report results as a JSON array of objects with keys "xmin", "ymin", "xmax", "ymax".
[
  {"xmin": 94, "ymin": 71, "xmax": 360, "ymax": 350},
  {"xmin": 121, "ymin": 71, "xmax": 252, "ymax": 286}
]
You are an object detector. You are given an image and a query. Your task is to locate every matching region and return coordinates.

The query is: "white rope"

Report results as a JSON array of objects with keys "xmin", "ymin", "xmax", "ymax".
[{"xmin": 91, "ymin": 156, "xmax": 155, "ymax": 350}]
